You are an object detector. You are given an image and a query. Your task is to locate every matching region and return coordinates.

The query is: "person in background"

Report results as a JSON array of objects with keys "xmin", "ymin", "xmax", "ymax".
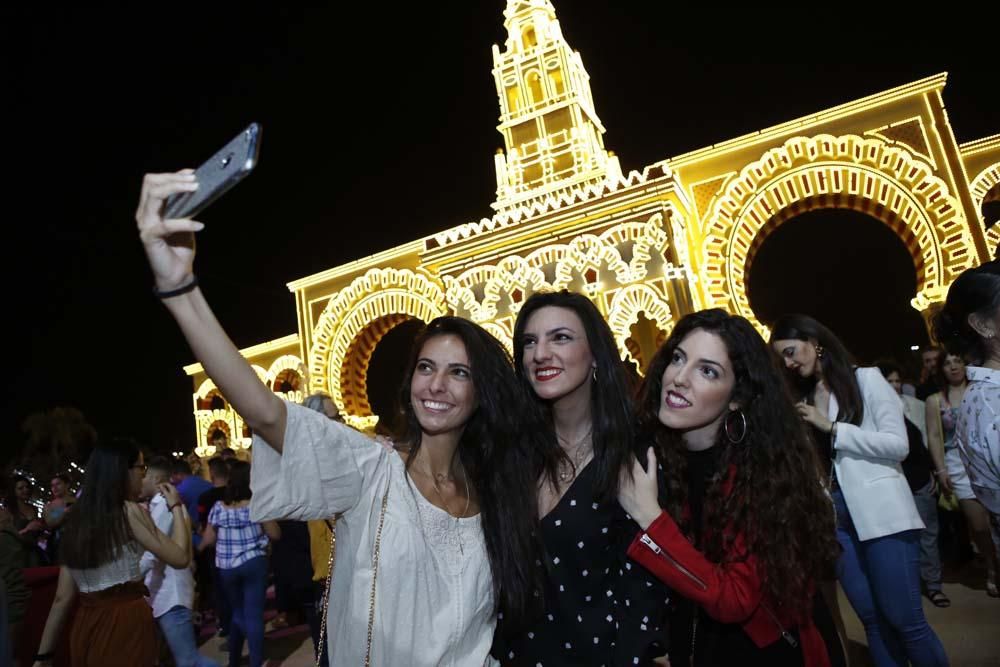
[
  {"xmin": 171, "ymin": 459, "xmax": 213, "ymax": 551},
  {"xmin": 933, "ymin": 259, "xmax": 1000, "ymax": 598},
  {"xmin": 197, "ymin": 457, "xmax": 231, "ymax": 638},
  {"xmin": 771, "ymin": 314, "xmax": 947, "ymax": 667},
  {"xmin": 140, "ymin": 456, "xmax": 219, "ymax": 667},
  {"xmin": 200, "ymin": 461, "xmax": 280, "ymax": 667},
  {"xmin": 916, "ymin": 347, "xmax": 943, "ymax": 401},
  {"xmin": 32, "ymin": 439, "xmax": 192, "ymax": 667},
  {"xmin": 0, "ymin": 506, "xmax": 30, "ymax": 664},
  {"xmin": 878, "ymin": 360, "xmax": 948, "ymax": 608},
  {"xmin": 42, "ymin": 474, "xmax": 76, "ymax": 564},
  {"xmin": 7, "ymin": 475, "xmax": 46, "ymax": 567}
]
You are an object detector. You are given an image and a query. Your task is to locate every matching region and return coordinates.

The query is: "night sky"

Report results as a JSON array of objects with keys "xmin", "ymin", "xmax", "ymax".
[{"xmin": 7, "ymin": 3, "xmax": 999, "ymax": 464}]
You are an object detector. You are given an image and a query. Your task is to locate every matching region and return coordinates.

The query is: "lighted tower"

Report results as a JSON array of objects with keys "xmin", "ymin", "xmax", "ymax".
[{"xmin": 491, "ymin": 0, "xmax": 620, "ymax": 211}]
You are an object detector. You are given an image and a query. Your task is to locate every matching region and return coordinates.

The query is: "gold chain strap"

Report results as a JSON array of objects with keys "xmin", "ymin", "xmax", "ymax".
[
  {"xmin": 365, "ymin": 483, "xmax": 391, "ymax": 666},
  {"xmin": 314, "ymin": 482, "xmax": 390, "ymax": 667},
  {"xmin": 314, "ymin": 518, "xmax": 336, "ymax": 667}
]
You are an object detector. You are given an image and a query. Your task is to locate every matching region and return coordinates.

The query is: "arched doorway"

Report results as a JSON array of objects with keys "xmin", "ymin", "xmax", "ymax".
[
  {"xmin": 365, "ymin": 318, "xmax": 426, "ymax": 433},
  {"xmin": 747, "ymin": 209, "xmax": 927, "ymax": 366}
]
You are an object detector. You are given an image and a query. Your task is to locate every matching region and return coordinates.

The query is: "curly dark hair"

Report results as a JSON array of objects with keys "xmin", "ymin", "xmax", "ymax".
[
  {"xmin": 635, "ymin": 309, "xmax": 839, "ymax": 614},
  {"xmin": 393, "ymin": 316, "xmax": 545, "ymax": 626},
  {"xmin": 512, "ymin": 290, "xmax": 635, "ymax": 503}
]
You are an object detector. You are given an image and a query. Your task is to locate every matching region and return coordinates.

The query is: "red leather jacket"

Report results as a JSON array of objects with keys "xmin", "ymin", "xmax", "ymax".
[{"xmin": 627, "ymin": 509, "xmax": 830, "ymax": 667}]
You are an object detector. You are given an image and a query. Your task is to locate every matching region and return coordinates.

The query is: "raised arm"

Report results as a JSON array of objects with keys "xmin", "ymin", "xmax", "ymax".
[{"xmin": 135, "ymin": 171, "xmax": 286, "ymax": 449}]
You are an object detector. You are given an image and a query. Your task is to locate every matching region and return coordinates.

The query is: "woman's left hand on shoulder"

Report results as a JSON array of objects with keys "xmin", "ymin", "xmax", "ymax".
[{"xmin": 618, "ymin": 447, "xmax": 662, "ymax": 531}]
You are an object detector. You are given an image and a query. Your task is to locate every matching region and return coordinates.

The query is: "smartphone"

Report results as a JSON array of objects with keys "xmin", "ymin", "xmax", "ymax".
[{"xmin": 163, "ymin": 122, "xmax": 262, "ymax": 219}]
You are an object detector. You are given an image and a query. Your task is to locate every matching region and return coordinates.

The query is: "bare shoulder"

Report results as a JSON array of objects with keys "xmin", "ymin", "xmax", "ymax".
[{"xmin": 124, "ymin": 501, "xmax": 150, "ymax": 525}]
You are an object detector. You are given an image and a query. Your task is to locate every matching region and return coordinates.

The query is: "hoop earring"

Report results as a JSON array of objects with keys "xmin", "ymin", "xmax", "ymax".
[
  {"xmin": 592, "ymin": 366, "xmax": 597, "ymax": 382},
  {"xmin": 724, "ymin": 410, "xmax": 748, "ymax": 445}
]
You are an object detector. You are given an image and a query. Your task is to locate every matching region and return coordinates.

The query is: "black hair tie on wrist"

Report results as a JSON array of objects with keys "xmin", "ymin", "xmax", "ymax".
[{"xmin": 153, "ymin": 275, "xmax": 198, "ymax": 299}]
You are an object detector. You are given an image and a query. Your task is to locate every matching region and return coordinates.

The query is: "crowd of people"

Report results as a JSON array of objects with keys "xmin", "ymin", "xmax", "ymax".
[{"xmin": 0, "ymin": 170, "xmax": 996, "ymax": 666}]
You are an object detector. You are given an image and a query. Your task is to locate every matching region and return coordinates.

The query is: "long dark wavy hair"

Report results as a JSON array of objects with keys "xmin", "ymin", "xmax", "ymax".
[
  {"xmin": 934, "ymin": 260, "xmax": 1000, "ymax": 366},
  {"xmin": 636, "ymin": 309, "xmax": 839, "ymax": 614},
  {"xmin": 513, "ymin": 290, "xmax": 634, "ymax": 502},
  {"xmin": 770, "ymin": 314, "xmax": 864, "ymax": 426},
  {"xmin": 60, "ymin": 439, "xmax": 140, "ymax": 570},
  {"xmin": 394, "ymin": 316, "xmax": 544, "ymax": 625}
]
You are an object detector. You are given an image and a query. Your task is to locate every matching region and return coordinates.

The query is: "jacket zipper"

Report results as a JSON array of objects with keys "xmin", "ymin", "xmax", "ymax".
[
  {"xmin": 639, "ymin": 533, "xmax": 708, "ymax": 591},
  {"xmin": 761, "ymin": 603, "xmax": 798, "ymax": 648}
]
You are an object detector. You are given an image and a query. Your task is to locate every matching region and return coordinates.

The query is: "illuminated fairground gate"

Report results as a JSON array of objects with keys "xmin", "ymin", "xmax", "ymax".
[{"xmin": 184, "ymin": 0, "xmax": 998, "ymax": 446}]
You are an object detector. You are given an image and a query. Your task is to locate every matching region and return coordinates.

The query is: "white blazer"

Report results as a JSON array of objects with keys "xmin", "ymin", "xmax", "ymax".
[{"xmin": 830, "ymin": 367, "xmax": 924, "ymax": 541}]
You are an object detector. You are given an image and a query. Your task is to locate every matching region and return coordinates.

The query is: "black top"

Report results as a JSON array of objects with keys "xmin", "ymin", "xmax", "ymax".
[
  {"xmin": 900, "ymin": 417, "xmax": 932, "ymax": 493},
  {"xmin": 915, "ymin": 381, "xmax": 938, "ymax": 402},
  {"xmin": 197, "ymin": 486, "xmax": 227, "ymax": 528},
  {"xmin": 665, "ymin": 448, "xmax": 811, "ymax": 667},
  {"xmin": 496, "ymin": 461, "xmax": 669, "ymax": 666},
  {"xmin": 809, "ymin": 426, "xmax": 835, "ymax": 480}
]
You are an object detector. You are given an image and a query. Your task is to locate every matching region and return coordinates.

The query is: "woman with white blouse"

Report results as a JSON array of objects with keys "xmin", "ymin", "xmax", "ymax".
[
  {"xmin": 934, "ymin": 259, "xmax": 1000, "ymax": 597},
  {"xmin": 135, "ymin": 170, "xmax": 544, "ymax": 666}
]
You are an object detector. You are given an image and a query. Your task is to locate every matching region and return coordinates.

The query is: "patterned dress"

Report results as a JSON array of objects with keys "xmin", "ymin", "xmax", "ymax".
[{"xmin": 956, "ymin": 366, "xmax": 1000, "ymax": 547}]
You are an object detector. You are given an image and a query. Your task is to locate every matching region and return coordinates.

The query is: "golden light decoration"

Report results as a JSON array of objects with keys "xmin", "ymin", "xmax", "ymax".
[{"xmin": 182, "ymin": 2, "xmax": 997, "ymax": 456}]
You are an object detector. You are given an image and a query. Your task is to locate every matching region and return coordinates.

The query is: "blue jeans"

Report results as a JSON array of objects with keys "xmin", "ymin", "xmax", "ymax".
[
  {"xmin": 159, "ymin": 605, "xmax": 220, "ymax": 667},
  {"xmin": 219, "ymin": 556, "xmax": 269, "ymax": 667},
  {"xmin": 833, "ymin": 490, "xmax": 948, "ymax": 666}
]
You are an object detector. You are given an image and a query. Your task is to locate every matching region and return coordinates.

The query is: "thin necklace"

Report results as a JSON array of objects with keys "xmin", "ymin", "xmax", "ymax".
[
  {"xmin": 557, "ymin": 428, "xmax": 593, "ymax": 483},
  {"xmin": 412, "ymin": 465, "xmax": 470, "ymax": 555}
]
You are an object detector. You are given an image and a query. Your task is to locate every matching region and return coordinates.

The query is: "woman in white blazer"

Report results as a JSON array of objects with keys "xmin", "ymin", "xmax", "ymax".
[{"xmin": 771, "ymin": 315, "xmax": 947, "ymax": 667}]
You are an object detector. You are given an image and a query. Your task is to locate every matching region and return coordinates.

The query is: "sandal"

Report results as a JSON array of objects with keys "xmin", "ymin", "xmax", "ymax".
[{"xmin": 924, "ymin": 589, "xmax": 951, "ymax": 607}]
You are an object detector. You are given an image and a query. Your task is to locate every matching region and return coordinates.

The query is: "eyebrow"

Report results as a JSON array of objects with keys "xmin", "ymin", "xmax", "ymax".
[
  {"xmin": 545, "ymin": 326, "xmax": 576, "ymax": 336},
  {"xmin": 416, "ymin": 358, "xmax": 471, "ymax": 371},
  {"xmin": 675, "ymin": 345, "xmax": 726, "ymax": 371}
]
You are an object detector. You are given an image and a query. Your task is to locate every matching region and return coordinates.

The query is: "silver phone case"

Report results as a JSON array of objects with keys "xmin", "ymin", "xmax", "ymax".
[{"xmin": 163, "ymin": 122, "xmax": 261, "ymax": 219}]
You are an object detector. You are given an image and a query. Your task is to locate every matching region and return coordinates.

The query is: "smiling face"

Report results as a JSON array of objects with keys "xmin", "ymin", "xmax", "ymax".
[
  {"xmin": 658, "ymin": 328, "xmax": 738, "ymax": 451},
  {"xmin": 520, "ymin": 306, "xmax": 596, "ymax": 407},
  {"xmin": 409, "ymin": 334, "xmax": 477, "ymax": 438}
]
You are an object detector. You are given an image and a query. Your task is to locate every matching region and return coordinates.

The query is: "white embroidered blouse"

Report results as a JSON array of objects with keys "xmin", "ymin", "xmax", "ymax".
[{"xmin": 250, "ymin": 401, "xmax": 499, "ymax": 666}]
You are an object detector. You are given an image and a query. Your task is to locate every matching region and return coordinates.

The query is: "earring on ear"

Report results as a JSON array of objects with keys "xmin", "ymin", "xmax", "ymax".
[
  {"xmin": 815, "ymin": 345, "xmax": 825, "ymax": 360},
  {"xmin": 592, "ymin": 366, "xmax": 598, "ymax": 382}
]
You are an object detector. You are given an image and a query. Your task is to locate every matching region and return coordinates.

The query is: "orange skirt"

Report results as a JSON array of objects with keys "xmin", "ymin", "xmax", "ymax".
[{"xmin": 70, "ymin": 580, "xmax": 156, "ymax": 667}]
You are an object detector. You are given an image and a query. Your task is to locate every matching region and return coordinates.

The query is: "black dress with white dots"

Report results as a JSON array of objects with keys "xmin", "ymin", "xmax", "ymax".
[{"xmin": 495, "ymin": 462, "xmax": 670, "ymax": 666}]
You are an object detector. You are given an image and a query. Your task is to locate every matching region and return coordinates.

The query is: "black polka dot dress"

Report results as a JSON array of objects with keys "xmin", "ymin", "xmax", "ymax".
[{"xmin": 495, "ymin": 462, "xmax": 670, "ymax": 666}]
